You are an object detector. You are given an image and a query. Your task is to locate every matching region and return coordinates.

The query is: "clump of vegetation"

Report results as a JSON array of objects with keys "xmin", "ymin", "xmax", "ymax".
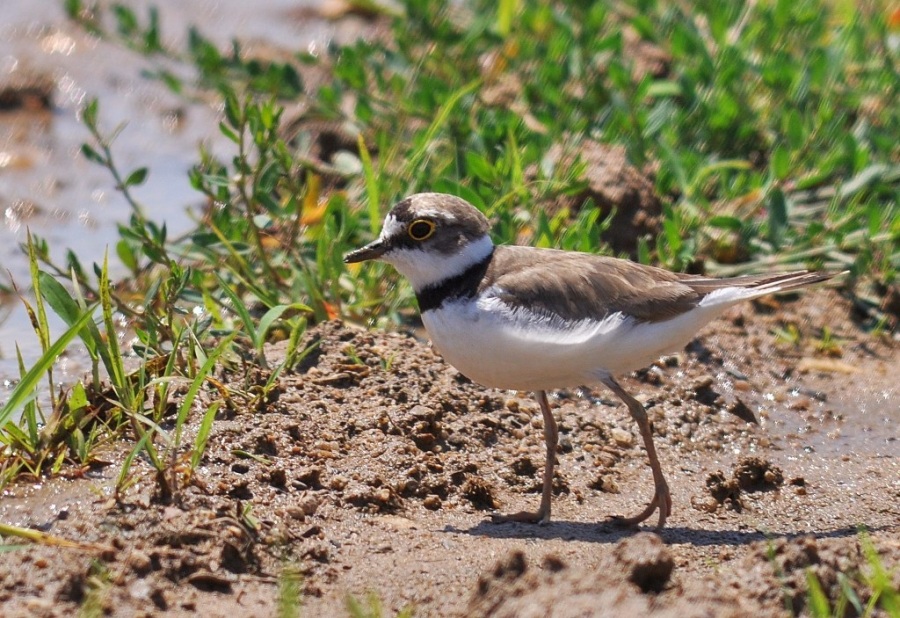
[{"xmin": 803, "ymin": 533, "xmax": 900, "ymax": 618}]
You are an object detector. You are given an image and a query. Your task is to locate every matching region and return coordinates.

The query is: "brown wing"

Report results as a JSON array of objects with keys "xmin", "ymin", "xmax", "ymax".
[
  {"xmin": 481, "ymin": 246, "xmax": 702, "ymax": 323},
  {"xmin": 482, "ymin": 246, "xmax": 838, "ymax": 324}
]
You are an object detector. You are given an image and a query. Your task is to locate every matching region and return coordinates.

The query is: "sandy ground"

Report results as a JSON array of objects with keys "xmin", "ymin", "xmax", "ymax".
[{"xmin": 1, "ymin": 287, "xmax": 897, "ymax": 617}]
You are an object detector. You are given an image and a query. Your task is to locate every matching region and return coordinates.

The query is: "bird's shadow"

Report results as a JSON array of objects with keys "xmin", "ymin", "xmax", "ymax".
[{"xmin": 446, "ymin": 518, "xmax": 882, "ymax": 547}]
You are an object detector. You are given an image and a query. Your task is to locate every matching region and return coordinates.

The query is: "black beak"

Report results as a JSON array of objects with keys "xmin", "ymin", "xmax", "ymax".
[{"xmin": 344, "ymin": 239, "xmax": 388, "ymax": 264}]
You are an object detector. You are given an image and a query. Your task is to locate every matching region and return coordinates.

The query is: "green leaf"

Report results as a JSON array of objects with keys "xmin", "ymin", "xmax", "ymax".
[
  {"xmin": 116, "ymin": 239, "xmax": 138, "ymax": 273},
  {"xmin": 767, "ymin": 188, "xmax": 789, "ymax": 250},
  {"xmin": 216, "ymin": 273, "xmax": 255, "ymax": 338},
  {"xmin": 99, "ymin": 251, "xmax": 130, "ymax": 402},
  {"xmin": 219, "ymin": 121, "xmax": 239, "ymax": 143},
  {"xmin": 805, "ymin": 569, "xmax": 831, "ymax": 618},
  {"xmin": 256, "ymin": 303, "xmax": 311, "ymax": 352},
  {"xmin": 124, "ymin": 167, "xmax": 148, "ymax": 187},
  {"xmin": 27, "ymin": 233, "xmax": 51, "ymax": 353},
  {"xmin": 80, "ymin": 143, "xmax": 105, "ymax": 164},
  {"xmin": 771, "ymin": 145, "xmax": 790, "ymax": 181},
  {"xmin": 68, "ymin": 382, "xmax": 89, "ymax": 412},
  {"xmin": 0, "ymin": 308, "xmax": 96, "ymax": 429},
  {"xmin": 708, "ymin": 215, "xmax": 744, "ymax": 231},
  {"xmin": 173, "ymin": 333, "xmax": 236, "ymax": 446},
  {"xmin": 38, "ymin": 273, "xmax": 100, "ymax": 360},
  {"xmin": 116, "ymin": 429, "xmax": 154, "ymax": 496},
  {"xmin": 358, "ymin": 135, "xmax": 381, "ymax": 235},
  {"xmin": 646, "ymin": 80, "xmax": 682, "ymax": 98},
  {"xmin": 81, "ymin": 98, "xmax": 98, "ymax": 128},
  {"xmin": 190, "ymin": 401, "xmax": 221, "ymax": 472}
]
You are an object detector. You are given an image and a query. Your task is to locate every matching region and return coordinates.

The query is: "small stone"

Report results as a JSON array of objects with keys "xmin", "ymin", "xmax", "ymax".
[
  {"xmin": 590, "ymin": 475, "xmax": 619, "ymax": 493},
  {"xmin": 611, "ymin": 427, "xmax": 634, "ymax": 447},
  {"xmin": 788, "ymin": 397, "xmax": 812, "ymax": 411},
  {"xmin": 612, "ymin": 533, "xmax": 674, "ymax": 593},
  {"xmin": 129, "ymin": 580, "xmax": 151, "ymax": 601},
  {"xmin": 286, "ymin": 507, "xmax": 306, "ymax": 522},
  {"xmin": 691, "ymin": 495, "xmax": 720, "ymax": 513},
  {"xmin": 128, "ymin": 550, "xmax": 152, "ymax": 575},
  {"xmin": 269, "ymin": 468, "xmax": 287, "ymax": 488},
  {"xmin": 690, "ymin": 376, "xmax": 714, "ymax": 391},
  {"xmin": 727, "ymin": 398, "xmax": 758, "ymax": 424},
  {"xmin": 297, "ymin": 493, "xmax": 321, "ymax": 516},
  {"xmin": 423, "ymin": 495, "xmax": 442, "ymax": 510}
]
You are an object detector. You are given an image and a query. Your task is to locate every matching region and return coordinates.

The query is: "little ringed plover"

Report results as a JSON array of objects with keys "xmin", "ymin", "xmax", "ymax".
[{"xmin": 344, "ymin": 192, "xmax": 841, "ymax": 528}]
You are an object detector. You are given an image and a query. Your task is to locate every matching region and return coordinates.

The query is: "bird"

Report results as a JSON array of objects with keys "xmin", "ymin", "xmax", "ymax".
[{"xmin": 344, "ymin": 192, "xmax": 841, "ymax": 528}]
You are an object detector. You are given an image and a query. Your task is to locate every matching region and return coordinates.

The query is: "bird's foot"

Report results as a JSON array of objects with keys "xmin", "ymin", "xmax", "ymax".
[
  {"xmin": 491, "ymin": 509, "xmax": 551, "ymax": 526},
  {"xmin": 611, "ymin": 484, "xmax": 672, "ymax": 529}
]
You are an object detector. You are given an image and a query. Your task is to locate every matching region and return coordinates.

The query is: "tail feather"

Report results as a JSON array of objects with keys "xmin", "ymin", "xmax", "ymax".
[
  {"xmin": 685, "ymin": 269, "xmax": 845, "ymax": 309},
  {"xmin": 685, "ymin": 270, "xmax": 844, "ymax": 296}
]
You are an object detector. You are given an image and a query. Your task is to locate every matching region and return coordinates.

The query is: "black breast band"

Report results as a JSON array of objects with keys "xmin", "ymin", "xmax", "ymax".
[{"xmin": 416, "ymin": 249, "xmax": 494, "ymax": 312}]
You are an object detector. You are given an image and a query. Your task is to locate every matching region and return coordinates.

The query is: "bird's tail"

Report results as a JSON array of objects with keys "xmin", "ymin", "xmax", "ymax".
[{"xmin": 685, "ymin": 270, "xmax": 846, "ymax": 307}]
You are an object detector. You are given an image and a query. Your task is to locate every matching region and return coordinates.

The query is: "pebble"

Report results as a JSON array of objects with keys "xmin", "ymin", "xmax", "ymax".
[
  {"xmin": 128, "ymin": 550, "xmax": 152, "ymax": 574},
  {"xmin": 611, "ymin": 428, "xmax": 634, "ymax": 447},
  {"xmin": 733, "ymin": 380, "xmax": 751, "ymax": 392},
  {"xmin": 129, "ymin": 580, "xmax": 151, "ymax": 601},
  {"xmin": 788, "ymin": 397, "xmax": 812, "ymax": 411},
  {"xmin": 690, "ymin": 376, "xmax": 714, "ymax": 391},
  {"xmin": 593, "ymin": 475, "xmax": 619, "ymax": 493},
  {"xmin": 594, "ymin": 452, "xmax": 617, "ymax": 468},
  {"xmin": 286, "ymin": 507, "xmax": 306, "ymax": 521}
]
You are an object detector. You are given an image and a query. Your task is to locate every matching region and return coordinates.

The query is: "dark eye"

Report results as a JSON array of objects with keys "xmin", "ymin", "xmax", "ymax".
[{"xmin": 408, "ymin": 219, "xmax": 436, "ymax": 241}]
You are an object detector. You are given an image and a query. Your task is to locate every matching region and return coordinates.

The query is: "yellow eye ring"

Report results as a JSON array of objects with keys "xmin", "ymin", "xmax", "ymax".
[{"xmin": 408, "ymin": 219, "xmax": 436, "ymax": 241}]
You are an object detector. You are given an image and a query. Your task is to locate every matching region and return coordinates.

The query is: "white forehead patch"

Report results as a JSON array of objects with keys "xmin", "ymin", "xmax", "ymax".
[
  {"xmin": 414, "ymin": 208, "xmax": 457, "ymax": 222},
  {"xmin": 380, "ymin": 213, "xmax": 404, "ymax": 240}
]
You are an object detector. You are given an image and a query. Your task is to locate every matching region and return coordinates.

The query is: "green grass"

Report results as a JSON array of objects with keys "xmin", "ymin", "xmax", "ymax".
[
  {"xmin": 0, "ymin": 0, "xmax": 895, "ymax": 554},
  {"xmin": 804, "ymin": 533, "xmax": 900, "ymax": 618}
]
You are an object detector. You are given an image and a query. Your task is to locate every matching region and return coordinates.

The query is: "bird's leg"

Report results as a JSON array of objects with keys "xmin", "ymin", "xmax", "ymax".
[
  {"xmin": 492, "ymin": 390, "xmax": 557, "ymax": 525},
  {"xmin": 601, "ymin": 377, "xmax": 671, "ymax": 529}
]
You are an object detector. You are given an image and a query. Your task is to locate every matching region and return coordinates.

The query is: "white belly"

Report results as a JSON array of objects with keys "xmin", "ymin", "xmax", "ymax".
[{"xmin": 421, "ymin": 295, "xmax": 731, "ymax": 391}]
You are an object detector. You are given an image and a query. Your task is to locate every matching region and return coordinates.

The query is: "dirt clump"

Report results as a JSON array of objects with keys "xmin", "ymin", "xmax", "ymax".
[
  {"xmin": 701, "ymin": 456, "xmax": 786, "ymax": 513},
  {"xmin": 536, "ymin": 140, "xmax": 663, "ymax": 257},
  {"xmin": 0, "ymin": 67, "xmax": 54, "ymax": 112}
]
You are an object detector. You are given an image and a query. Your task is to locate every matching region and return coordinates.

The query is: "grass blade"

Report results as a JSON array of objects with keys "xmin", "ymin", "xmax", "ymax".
[
  {"xmin": 173, "ymin": 332, "xmax": 236, "ymax": 446},
  {"xmin": 0, "ymin": 307, "xmax": 97, "ymax": 428},
  {"xmin": 190, "ymin": 400, "xmax": 220, "ymax": 472}
]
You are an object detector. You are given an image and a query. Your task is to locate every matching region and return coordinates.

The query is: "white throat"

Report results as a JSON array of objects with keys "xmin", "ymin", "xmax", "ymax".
[{"xmin": 382, "ymin": 234, "xmax": 494, "ymax": 292}]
